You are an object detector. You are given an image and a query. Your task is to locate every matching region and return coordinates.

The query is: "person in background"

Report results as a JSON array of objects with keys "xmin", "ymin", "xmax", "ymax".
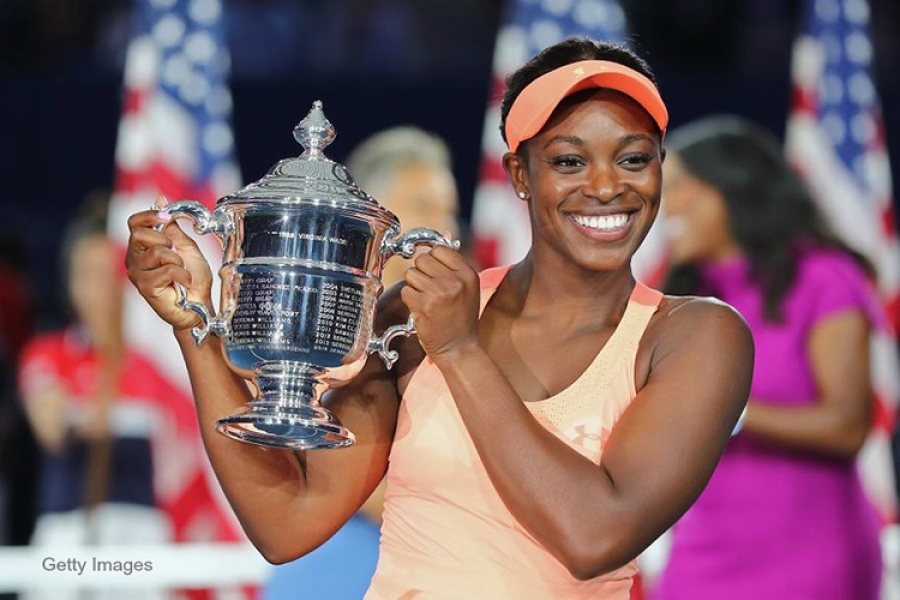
[
  {"xmin": 651, "ymin": 116, "xmax": 883, "ymax": 600},
  {"xmin": 346, "ymin": 126, "xmax": 461, "ymax": 288},
  {"xmin": 18, "ymin": 195, "xmax": 197, "ymax": 600},
  {"xmin": 264, "ymin": 126, "xmax": 461, "ymax": 600}
]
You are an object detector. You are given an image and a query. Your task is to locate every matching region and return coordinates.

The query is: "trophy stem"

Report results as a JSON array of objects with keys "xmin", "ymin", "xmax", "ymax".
[{"xmin": 216, "ymin": 365, "xmax": 355, "ymax": 450}]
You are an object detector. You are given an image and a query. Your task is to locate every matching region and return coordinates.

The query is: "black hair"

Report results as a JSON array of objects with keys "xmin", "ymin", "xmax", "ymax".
[
  {"xmin": 58, "ymin": 190, "xmax": 113, "ymax": 320},
  {"xmin": 662, "ymin": 116, "xmax": 870, "ymax": 321},
  {"xmin": 499, "ymin": 37, "xmax": 659, "ymax": 151}
]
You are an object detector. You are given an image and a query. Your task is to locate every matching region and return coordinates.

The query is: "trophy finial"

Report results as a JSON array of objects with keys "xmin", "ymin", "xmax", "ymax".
[{"xmin": 293, "ymin": 100, "xmax": 336, "ymax": 157}]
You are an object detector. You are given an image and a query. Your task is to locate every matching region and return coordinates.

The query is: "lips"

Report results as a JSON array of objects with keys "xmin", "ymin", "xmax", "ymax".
[
  {"xmin": 566, "ymin": 209, "xmax": 638, "ymax": 243},
  {"xmin": 571, "ymin": 213, "xmax": 630, "ymax": 231}
]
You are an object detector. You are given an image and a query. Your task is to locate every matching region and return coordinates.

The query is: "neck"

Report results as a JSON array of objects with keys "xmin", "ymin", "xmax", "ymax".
[{"xmin": 506, "ymin": 251, "xmax": 636, "ymax": 328}]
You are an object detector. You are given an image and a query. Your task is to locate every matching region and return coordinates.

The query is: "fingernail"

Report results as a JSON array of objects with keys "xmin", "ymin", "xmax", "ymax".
[{"xmin": 156, "ymin": 211, "xmax": 172, "ymax": 222}]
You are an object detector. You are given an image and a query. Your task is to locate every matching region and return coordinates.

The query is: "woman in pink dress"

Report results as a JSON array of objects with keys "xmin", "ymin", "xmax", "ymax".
[
  {"xmin": 125, "ymin": 38, "xmax": 754, "ymax": 598},
  {"xmin": 653, "ymin": 116, "xmax": 883, "ymax": 599}
]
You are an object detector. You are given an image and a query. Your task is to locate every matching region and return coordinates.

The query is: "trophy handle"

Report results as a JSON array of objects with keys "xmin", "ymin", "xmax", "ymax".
[
  {"xmin": 382, "ymin": 227, "xmax": 460, "ymax": 259},
  {"xmin": 154, "ymin": 201, "xmax": 230, "ymax": 346},
  {"xmin": 368, "ymin": 315, "xmax": 416, "ymax": 370},
  {"xmin": 374, "ymin": 228, "xmax": 459, "ymax": 368}
]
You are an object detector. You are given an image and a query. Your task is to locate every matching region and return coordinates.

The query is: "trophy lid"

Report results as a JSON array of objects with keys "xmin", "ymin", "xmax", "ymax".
[{"xmin": 218, "ymin": 101, "xmax": 396, "ymax": 222}]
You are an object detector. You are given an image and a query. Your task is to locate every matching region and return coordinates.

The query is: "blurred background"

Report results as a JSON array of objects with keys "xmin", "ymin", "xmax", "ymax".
[{"xmin": 0, "ymin": 0, "xmax": 898, "ymax": 327}]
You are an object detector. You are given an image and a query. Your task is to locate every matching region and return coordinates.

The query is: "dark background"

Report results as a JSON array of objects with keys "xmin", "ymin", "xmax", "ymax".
[{"xmin": 1, "ymin": 0, "xmax": 898, "ymax": 328}]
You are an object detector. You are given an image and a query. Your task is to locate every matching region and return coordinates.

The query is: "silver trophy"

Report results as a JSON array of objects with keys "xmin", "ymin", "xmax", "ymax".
[{"xmin": 158, "ymin": 101, "xmax": 457, "ymax": 450}]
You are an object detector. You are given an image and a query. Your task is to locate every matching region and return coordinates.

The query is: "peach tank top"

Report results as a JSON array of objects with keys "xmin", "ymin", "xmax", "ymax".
[{"xmin": 365, "ymin": 266, "xmax": 663, "ymax": 599}]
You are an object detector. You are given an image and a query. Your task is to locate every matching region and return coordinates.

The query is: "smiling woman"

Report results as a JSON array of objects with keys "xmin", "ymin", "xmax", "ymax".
[{"xmin": 124, "ymin": 37, "xmax": 754, "ymax": 599}]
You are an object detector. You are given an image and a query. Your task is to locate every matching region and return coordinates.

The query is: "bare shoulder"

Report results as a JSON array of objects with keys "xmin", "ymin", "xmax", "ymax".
[
  {"xmin": 648, "ymin": 296, "xmax": 753, "ymax": 344},
  {"xmin": 636, "ymin": 294, "xmax": 754, "ymax": 392},
  {"xmin": 657, "ymin": 294, "xmax": 751, "ymax": 337}
]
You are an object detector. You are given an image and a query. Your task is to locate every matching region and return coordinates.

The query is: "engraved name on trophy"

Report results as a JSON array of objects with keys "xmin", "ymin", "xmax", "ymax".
[{"xmin": 158, "ymin": 101, "xmax": 457, "ymax": 450}]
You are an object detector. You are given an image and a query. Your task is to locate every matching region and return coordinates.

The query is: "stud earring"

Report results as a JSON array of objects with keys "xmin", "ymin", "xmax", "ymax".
[{"xmin": 517, "ymin": 191, "xmax": 527, "ymax": 199}]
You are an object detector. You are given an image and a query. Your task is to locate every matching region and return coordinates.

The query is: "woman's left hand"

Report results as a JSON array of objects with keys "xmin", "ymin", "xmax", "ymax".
[{"xmin": 400, "ymin": 246, "xmax": 481, "ymax": 360}]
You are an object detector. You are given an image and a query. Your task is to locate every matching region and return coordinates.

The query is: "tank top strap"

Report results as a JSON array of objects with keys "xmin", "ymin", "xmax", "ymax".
[
  {"xmin": 477, "ymin": 265, "xmax": 512, "ymax": 316},
  {"xmin": 605, "ymin": 281, "xmax": 663, "ymax": 397},
  {"xmin": 478, "ymin": 265, "xmax": 511, "ymax": 291},
  {"xmin": 630, "ymin": 280, "xmax": 664, "ymax": 309},
  {"xmin": 615, "ymin": 281, "xmax": 663, "ymax": 345}
]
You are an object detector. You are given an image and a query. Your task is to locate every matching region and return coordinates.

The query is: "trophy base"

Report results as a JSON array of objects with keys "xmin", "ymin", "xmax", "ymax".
[{"xmin": 216, "ymin": 401, "xmax": 356, "ymax": 450}]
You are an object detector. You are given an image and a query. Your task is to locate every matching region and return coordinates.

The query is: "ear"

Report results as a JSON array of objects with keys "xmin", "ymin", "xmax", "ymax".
[{"xmin": 502, "ymin": 151, "xmax": 529, "ymax": 200}]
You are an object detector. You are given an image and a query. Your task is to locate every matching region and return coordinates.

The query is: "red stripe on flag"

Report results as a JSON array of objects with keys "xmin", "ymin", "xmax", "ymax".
[
  {"xmin": 873, "ymin": 393, "xmax": 895, "ymax": 432},
  {"xmin": 791, "ymin": 85, "xmax": 817, "ymax": 115},
  {"xmin": 490, "ymin": 77, "xmax": 507, "ymax": 104},
  {"xmin": 473, "ymin": 236, "xmax": 500, "ymax": 271},
  {"xmin": 122, "ymin": 88, "xmax": 146, "ymax": 115},
  {"xmin": 882, "ymin": 205, "xmax": 897, "ymax": 239},
  {"xmin": 117, "ymin": 161, "xmax": 193, "ymax": 201},
  {"xmin": 117, "ymin": 162, "xmax": 220, "ymax": 208},
  {"xmin": 885, "ymin": 295, "xmax": 900, "ymax": 335},
  {"xmin": 480, "ymin": 155, "xmax": 510, "ymax": 183}
]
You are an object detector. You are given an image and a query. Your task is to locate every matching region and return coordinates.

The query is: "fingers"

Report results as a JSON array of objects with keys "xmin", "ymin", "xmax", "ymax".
[
  {"xmin": 127, "ymin": 196, "xmax": 171, "ymax": 232},
  {"xmin": 127, "ymin": 195, "xmax": 200, "ymax": 260},
  {"xmin": 130, "ymin": 242, "xmax": 185, "ymax": 272},
  {"xmin": 126, "ymin": 195, "xmax": 191, "ymax": 283},
  {"xmin": 403, "ymin": 265, "xmax": 432, "ymax": 292},
  {"xmin": 409, "ymin": 246, "xmax": 465, "ymax": 278},
  {"xmin": 127, "ymin": 224, "xmax": 172, "ymax": 259},
  {"xmin": 127, "ymin": 208, "xmax": 171, "ymax": 233},
  {"xmin": 424, "ymin": 245, "xmax": 467, "ymax": 271},
  {"xmin": 140, "ymin": 263, "xmax": 194, "ymax": 296}
]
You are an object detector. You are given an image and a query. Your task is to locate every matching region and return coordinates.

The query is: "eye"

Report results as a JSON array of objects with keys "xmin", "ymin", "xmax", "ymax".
[
  {"xmin": 618, "ymin": 152, "xmax": 654, "ymax": 171},
  {"xmin": 549, "ymin": 155, "xmax": 585, "ymax": 171}
]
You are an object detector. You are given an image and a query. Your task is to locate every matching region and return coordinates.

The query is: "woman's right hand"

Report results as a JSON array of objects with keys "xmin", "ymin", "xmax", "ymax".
[{"xmin": 125, "ymin": 197, "xmax": 214, "ymax": 331}]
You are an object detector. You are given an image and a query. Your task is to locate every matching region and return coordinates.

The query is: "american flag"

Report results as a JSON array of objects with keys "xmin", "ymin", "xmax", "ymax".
[
  {"xmin": 470, "ymin": 0, "xmax": 668, "ymax": 283},
  {"xmin": 107, "ymin": 0, "xmax": 250, "ymax": 586},
  {"xmin": 785, "ymin": 0, "xmax": 900, "ymax": 520}
]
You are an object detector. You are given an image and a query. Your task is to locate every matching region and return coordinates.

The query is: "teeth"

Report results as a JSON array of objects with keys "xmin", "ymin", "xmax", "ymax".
[{"xmin": 572, "ymin": 213, "xmax": 629, "ymax": 230}]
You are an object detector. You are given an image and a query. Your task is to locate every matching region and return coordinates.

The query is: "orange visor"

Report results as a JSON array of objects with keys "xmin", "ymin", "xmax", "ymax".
[{"xmin": 505, "ymin": 60, "xmax": 668, "ymax": 153}]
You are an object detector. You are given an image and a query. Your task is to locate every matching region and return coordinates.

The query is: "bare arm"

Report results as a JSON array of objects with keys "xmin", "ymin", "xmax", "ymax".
[
  {"xmin": 742, "ymin": 309, "xmax": 871, "ymax": 459},
  {"xmin": 126, "ymin": 203, "xmax": 402, "ymax": 563},
  {"xmin": 22, "ymin": 385, "xmax": 69, "ymax": 453},
  {"xmin": 21, "ymin": 361, "xmax": 118, "ymax": 452},
  {"xmin": 175, "ymin": 328, "xmax": 398, "ymax": 562},
  {"xmin": 403, "ymin": 248, "xmax": 753, "ymax": 579}
]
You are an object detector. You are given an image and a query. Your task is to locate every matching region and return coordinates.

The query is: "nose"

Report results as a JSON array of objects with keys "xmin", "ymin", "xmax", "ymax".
[{"xmin": 581, "ymin": 163, "xmax": 624, "ymax": 203}]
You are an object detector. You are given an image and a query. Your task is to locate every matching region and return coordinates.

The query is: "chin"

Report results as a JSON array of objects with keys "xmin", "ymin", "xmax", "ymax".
[{"xmin": 573, "ymin": 250, "xmax": 634, "ymax": 274}]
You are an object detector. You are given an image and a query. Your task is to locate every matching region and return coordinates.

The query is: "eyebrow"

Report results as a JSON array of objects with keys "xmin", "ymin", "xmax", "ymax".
[
  {"xmin": 621, "ymin": 133, "xmax": 655, "ymax": 145},
  {"xmin": 543, "ymin": 132, "xmax": 656, "ymax": 150},
  {"xmin": 543, "ymin": 135, "xmax": 583, "ymax": 149}
]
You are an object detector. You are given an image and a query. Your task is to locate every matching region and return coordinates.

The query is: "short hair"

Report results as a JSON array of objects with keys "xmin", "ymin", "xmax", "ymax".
[
  {"xmin": 499, "ymin": 37, "xmax": 658, "ymax": 148},
  {"xmin": 345, "ymin": 126, "xmax": 453, "ymax": 200}
]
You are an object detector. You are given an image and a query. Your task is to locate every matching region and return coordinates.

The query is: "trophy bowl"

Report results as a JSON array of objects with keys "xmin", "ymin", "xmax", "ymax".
[{"xmin": 158, "ymin": 101, "xmax": 457, "ymax": 450}]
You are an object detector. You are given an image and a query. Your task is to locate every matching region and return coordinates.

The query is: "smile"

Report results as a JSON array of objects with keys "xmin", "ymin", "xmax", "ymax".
[{"xmin": 571, "ymin": 213, "xmax": 631, "ymax": 231}]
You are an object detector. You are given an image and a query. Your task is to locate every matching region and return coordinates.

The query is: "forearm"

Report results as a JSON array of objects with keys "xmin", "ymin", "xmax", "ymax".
[
  {"xmin": 743, "ymin": 397, "xmax": 871, "ymax": 459},
  {"xmin": 174, "ymin": 328, "xmax": 311, "ymax": 559},
  {"xmin": 433, "ymin": 345, "xmax": 631, "ymax": 576}
]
